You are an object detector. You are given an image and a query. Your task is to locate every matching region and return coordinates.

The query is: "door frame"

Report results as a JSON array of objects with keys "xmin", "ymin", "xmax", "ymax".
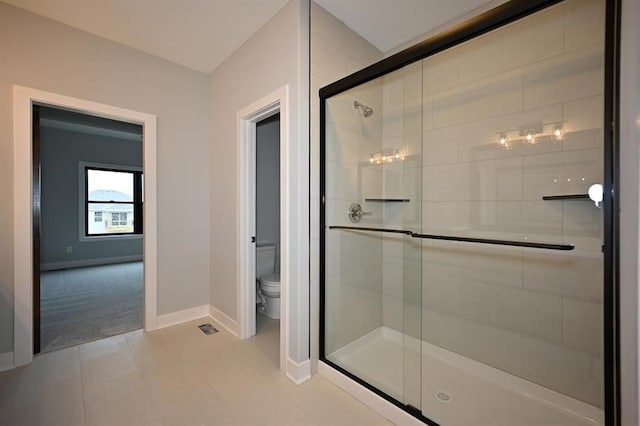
[
  {"xmin": 237, "ymin": 86, "xmax": 289, "ymax": 373},
  {"xmin": 13, "ymin": 86, "xmax": 158, "ymax": 366}
]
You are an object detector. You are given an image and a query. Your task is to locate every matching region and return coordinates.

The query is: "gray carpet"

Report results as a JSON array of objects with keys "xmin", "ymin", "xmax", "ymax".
[{"xmin": 40, "ymin": 261, "xmax": 143, "ymax": 353}]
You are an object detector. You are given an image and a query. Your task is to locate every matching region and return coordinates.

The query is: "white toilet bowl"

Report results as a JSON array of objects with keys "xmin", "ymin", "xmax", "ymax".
[{"xmin": 259, "ymin": 273, "xmax": 280, "ymax": 319}]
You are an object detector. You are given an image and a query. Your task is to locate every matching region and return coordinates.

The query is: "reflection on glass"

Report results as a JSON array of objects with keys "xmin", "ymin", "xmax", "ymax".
[{"xmin": 320, "ymin": 0, "xmax": 606, "ymax": 424}]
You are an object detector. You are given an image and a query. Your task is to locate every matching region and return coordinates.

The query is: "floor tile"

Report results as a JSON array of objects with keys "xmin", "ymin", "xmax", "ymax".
[{"xmin": 0, "ymin": 316, "xmax": 387, "ymax": 426}]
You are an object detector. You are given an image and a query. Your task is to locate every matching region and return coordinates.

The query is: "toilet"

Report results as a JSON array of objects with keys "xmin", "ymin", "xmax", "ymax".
[{"xmin": 256, "ymin": 243, "xmax": 280, "ymax": 319}]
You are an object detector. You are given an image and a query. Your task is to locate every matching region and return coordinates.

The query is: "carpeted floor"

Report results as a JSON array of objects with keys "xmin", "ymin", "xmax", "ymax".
[{"xmin": 40, "ymin": 261, "xmax": 143, "ymax": 353}]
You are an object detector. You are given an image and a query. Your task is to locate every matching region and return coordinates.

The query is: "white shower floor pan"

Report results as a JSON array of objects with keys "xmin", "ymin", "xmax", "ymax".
[{"xmin": 328, "ymin": 327, "xmax": 603, "ymax": 426}]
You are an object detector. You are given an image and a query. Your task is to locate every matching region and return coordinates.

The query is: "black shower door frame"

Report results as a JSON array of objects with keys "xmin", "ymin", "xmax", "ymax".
[{"xmin": 318, "ymin": 0, "xmax": 620, "ymax": 424}]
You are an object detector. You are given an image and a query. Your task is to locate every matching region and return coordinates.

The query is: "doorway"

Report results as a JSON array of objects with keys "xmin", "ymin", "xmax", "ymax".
[
  {"xmin": 237, "ymin": 86, "xmax": 289, "ymax": 376},
  {"xmin": 254, "ymin": 114, "xmax": 281, "ymax": 367},
  {"xmin": 13, "ymin": 86, "xmax": 158, "ymax": 366},
  {"xmin": 34, "ymin": 105, "xmax": 144, "ymax": 353}
]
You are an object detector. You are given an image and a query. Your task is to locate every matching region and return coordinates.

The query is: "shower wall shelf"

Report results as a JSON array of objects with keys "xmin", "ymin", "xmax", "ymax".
[
  {"xmin": 364, "ymin": 198, "xmax": 410, "ymax": 203},
  {"xmin": 542, "ymin": 194, "xmax": 589, "ymax": 200}
]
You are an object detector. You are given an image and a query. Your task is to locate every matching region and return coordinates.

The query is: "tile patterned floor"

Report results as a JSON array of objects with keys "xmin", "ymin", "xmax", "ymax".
[{"xmin": 0, "ymin": 317, "xmax": 390, "ymax": 426}]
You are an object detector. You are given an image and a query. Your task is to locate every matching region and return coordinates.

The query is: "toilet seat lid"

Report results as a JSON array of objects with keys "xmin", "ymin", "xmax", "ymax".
[{"xmin": 260, "ymin": 273, "xmax": 280, "ymax": 285}]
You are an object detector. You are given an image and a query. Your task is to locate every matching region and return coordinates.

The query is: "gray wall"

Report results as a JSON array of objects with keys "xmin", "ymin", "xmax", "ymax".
[
  {"xmin": 0, "ymin": 2, "xmax": 210, "ymax": 354},
  {"xmin": 40, "ymin": 126, "xmax": 143, "ymax": 266},
  {"xmin": 209, "ymin": 0, "xmax": 310, "ymax": 363},
  {"xmin": 256, "ymin": 115, "xmax": 280, "ymax": 251}
]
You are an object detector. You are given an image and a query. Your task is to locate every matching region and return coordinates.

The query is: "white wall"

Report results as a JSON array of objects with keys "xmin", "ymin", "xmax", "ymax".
[
  {"xmin": 40, "ymin": 126, "xmax": 142, "ymax": 266},
  {"xmin": 256, "ymin": 116, "xmax": 281, "ymax": 251},
  {"xmin": 619, "ymin": 0, "xmax": 640, "ymax": 422},
  {"xmin": 0, "ymin": 2, "xmax": 210, "ymax": 354},
  {"xmin": 209, "ymin": 0, "xmax": 309, "ymax": 362}
]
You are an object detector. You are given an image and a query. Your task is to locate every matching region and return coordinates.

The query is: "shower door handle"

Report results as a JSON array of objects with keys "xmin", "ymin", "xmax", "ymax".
[{"xmin": 328, "ymin": 225, "xmax": 574, "ymax": 251}]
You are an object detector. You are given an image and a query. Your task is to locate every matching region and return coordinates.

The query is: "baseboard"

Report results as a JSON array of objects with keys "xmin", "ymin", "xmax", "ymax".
[
  {"xmin": 0, "ymin": 352, "xmax": 14, "ymax": 372},
  {"xmin": 286, "ymin": 357, "xmax": 311, "ymax": 385},
  {"xmin": 208, "ymin": 306, "xmax": 239, "ymax": 337},
  {"xmin": 156, "ymin": 305, "xmax": 210, "ymax": 329},
  {"xmin": 41, "ymin": 255, "xmax": 143, "ymax": 271},
  {"xmin": 318, "ymin": 361, "xmax": 423, "ymax": 426}
]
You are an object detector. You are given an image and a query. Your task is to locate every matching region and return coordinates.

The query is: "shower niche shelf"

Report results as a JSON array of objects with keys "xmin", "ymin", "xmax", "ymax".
[
  {"xmin": 364, "ymin": 198, "xmax": 410, "ymax": 203},
  {"xmin": 542, "ymin": 194, "xmax": 589, "ymax": 200}
]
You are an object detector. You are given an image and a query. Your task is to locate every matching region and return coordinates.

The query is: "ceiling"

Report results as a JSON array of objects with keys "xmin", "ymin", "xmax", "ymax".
[
  {"xmin": 314, "ymin": 0, "xmax": 499, "ymax": 53},
  {"xmin": 4, "ymin": 0, "xmax": 500, "ymax": 73},
  {"xmin": 2, "ymin": 0, "xmax": 289, "ymax": 74},
  {"xmin": 39, "ymin": 105, "xmax": 143, "ymax": 141}
]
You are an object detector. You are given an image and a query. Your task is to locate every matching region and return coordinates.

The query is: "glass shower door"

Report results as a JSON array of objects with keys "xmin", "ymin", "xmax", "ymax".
[
  {"xmin": 323, "ymin": 62, "xmax": 423, "ymax": 411},
  {"xmin": 321, "ymin": 1, "xmax": 607, "ymax": 424}
]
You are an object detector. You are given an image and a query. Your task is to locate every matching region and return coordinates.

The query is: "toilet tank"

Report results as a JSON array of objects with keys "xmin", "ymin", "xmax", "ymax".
[{"xmin": 256, "ymin": 243, "xmax": 277, "ymax": 278}]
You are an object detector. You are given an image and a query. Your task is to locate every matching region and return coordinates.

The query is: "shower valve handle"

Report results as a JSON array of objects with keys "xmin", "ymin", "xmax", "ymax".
[{"xmin": 348, "ymin": 203, "xmax": 372, "ymax": 223}]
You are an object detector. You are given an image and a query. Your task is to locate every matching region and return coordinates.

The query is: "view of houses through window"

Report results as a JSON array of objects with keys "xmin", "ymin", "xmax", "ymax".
[{"xmin": 86, "ymin": 167, "xmax": 143, "ymax": 236}]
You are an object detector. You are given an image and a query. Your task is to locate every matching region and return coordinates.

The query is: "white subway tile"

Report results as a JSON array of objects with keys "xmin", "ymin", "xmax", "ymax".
[
  {"xmin": 422, "ymin": 310, "xmax": 524, "ymax": 377},
  {"xmin": 423, "ymin": 95, "xmax": 433, "ymax": 131},
  {"xmin": 422, "ymin": 201, "xmax": 459, "ymax": 232},
  {"xmin": 433, "ymin": 68, "xmax": 523, "ymax": 127},
  {"xmin": 521, "ymin": 336, "xmax": 603, "ymax": 407},
  {"xmin": 478, "ymin": 200, "xmax": 562, "ymax": 236},
  {"xmin": 427, "ymin": 240, "xmax": 524, "ymax": 290},
  {"xmin": 465, "ymin": 157, "xmax": 523, "ymax": 201},
  {"xmin": 422, "ymin": 48, "xmax": 459, "ymax": 95},
  {"xmin": 564, "ymin": 0, "xmax": 606, "ymax": 52},
  {"xmin": 562, "ymin": 298, "xmax": 603, "ymax": 356},
  {"xmin": 325, "ymin": 123, "xmax": 360, "ymax": 165},
  {"xmin": 563, "ymin": 200, "xmax": 603, "ymax": 240},
  {"xmin": 423, "ymin": 165, "xmax": 433, "ymax": 201},
  {"xmin": 563, "ymin": 95, "xmax": 604, "ymax": 151},
  {"xmin": 457, "ymin": 4, "xmax": 564, "ymax": 85},
  {"xmin": 522, "ymin": 148, "xmax": 603, "ymax": 200},
  {"xmin": 423, "ymin": 126, "xmax": 458, "ymax": 166},
  {"xmin": 325, "ymin": 161, "xmax": 357, "ymax": 201},
  {"xmin": 523, "ymin": 44, "xmax": 604, "ymax": 109},
  {"xmin": 523, "ymin": 249, "xmax": 603, "ymax": 302},
  {"xmin": 494, "ymin": 157, "xmax": 524, "ymax": 200},
  {"xmin": 432, "ymin": 162, "xmax": 472, "ymax": 201},
  {"xmin": 477, "ymin": 283, "xmax": 563, "ymax": 342}
]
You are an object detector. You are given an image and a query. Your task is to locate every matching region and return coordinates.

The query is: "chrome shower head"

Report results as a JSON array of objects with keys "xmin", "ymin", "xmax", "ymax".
[{"xmin": 354, "ymin": 100, "xmax": 373, "ymax": 117}]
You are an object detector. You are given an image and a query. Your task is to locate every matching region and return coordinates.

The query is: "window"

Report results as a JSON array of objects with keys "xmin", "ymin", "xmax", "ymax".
[{"xmin": 85, "ymin": 167, "xmax": 143, "ymax": 236}]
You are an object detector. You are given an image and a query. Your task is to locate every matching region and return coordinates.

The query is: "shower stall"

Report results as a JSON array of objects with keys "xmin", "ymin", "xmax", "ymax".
[{"xmin": 319, "ymin": 0, "xmax": 615, "ymax": 424}]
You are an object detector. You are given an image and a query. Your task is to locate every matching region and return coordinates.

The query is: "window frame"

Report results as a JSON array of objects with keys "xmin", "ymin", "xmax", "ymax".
[{"xmin": 79, "ymin": 162, "xmax": 143, "ymax": 241}]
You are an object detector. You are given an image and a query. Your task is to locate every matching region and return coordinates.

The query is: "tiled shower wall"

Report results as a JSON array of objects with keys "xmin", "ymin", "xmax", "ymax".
[
  {"xmin": 418, "ymin": 0, "xmax": 605, "ymax": 407},
  {"xmin": 317, "ymin": 0, "xmax": 605, "ymax": 409},
  {"xmin": 311, "ymin": 3, "xmax": 383, "ymax": 354}
]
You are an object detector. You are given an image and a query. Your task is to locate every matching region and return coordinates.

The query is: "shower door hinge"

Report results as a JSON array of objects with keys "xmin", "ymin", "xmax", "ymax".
[{"xmin": 251, "ymin": 236, "xmax": 256, "ymax": 243}]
